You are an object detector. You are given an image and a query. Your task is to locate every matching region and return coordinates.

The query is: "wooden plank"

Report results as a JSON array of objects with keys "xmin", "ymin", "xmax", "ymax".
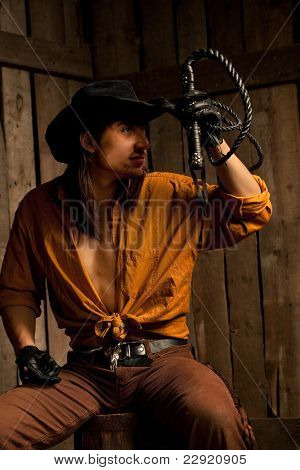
[
  {"xmin": 248, "ymin": 85, "xmax": 300, "ymax": 417},
  {"xmin": 220, "ymin": 93, "xmax": 267, "ymax": 417},
  {"xmin": 33, "ymin": 75, "xmax": 69, "ymax": 180},
  {"xmin": 0, "ymin": 123, "xmax": 10, "ymax": 267},
  {"xmin": 0, "ymin": 0, "xmax": 25, "ymax": 32},
  {"xmin": 250, "ymin": 417, "xmax": 300, "ymax": 450},
  {"xmin": 91, "ymin": 0, "xmax": 140, "ymax": 78},
  {"xmin": 205, "ymin": 0, "xmax": 243, "ymax": 56},
  {"xmin": 0, "ymin": 0, "xmax": 24, "ymax": 395},
  {"xmin": 0, "ymin": 120, "xmax": 16, "ymax": 393},
  {"xmin": 243, "ymin": 0, "xmax": 299, "ymax": 417},
  {"xmin": 0, "ymin": 0, "xmax": 47, "ymax": 391},
  {"xmin": 203, "ymin": 1, "xmax": 268, "ymax": 415},
  {"xmin": 139, "ymin": 0, "xmax": 181, "ymax": 171},
  {"xmin": 63, "ymin": 0, "xmax": 83, "ymax": 47},
  {"xmin": 0, "ymin": 28, "xmax": 298, "ymax": 91},
  {"xmin": 175, "ymin": 0, "xmax": 207, "ymax": 63},
  {"xmin": 193, "ymin": 0, "xmax": 248, "ymax": 385},
  {"xmin": 105, "ymin": 43, "xmax": 300, "ymax": 100},
  {"xmin": 30, "ymin": 0, "xmax": 68, "ymax": 367},
  {"xmin": 243, "ymin": 0, "xmax": 294, "ymax": 50},
  {"xmin": 0, "ymin": 30, "xmax": 92, "ymax": 78}
]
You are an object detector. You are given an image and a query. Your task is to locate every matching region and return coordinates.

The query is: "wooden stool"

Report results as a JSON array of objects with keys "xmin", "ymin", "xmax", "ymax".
[
  {"xmin": 74, "ymin": 411, "xmax": 186, "ymax": 450},
  {"xmin": 74, "ymin": 413, "xmax": 300, "ymax": 450},
  {"xmin": 74, "ymin": 412, "xmax": 137, "ymax": 450}
]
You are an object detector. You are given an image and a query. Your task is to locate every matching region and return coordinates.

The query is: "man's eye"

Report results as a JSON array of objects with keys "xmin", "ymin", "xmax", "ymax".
[{"xmin": 122, "ymin": 126, "xmax": 133, "ymax": 133}]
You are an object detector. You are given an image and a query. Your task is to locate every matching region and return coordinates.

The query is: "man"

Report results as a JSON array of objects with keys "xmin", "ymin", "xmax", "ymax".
[{"xmin": 0, "ymin": 80, "xmax": 272, "ymax": 450}]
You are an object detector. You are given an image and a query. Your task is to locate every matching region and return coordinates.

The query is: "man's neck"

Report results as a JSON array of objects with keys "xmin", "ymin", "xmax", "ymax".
[{"xmin": 90, "ymin": 168, "xmax": 119, "ymax": 203}]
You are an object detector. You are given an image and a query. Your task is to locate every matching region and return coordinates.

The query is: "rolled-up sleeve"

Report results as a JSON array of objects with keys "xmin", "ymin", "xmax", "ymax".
[
  {"xmin": 200, "ymin": 174, "xmax": 272, "ymax": 250},
  {"xmin": 0, "ymin": 201, "xmax": 45, "ymax": 317}
]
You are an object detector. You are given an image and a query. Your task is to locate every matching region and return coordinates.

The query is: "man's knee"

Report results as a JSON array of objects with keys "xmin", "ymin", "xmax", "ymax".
[{"xmin": 184, "ymin": 387, "xmax": 241, "ymax": 431}]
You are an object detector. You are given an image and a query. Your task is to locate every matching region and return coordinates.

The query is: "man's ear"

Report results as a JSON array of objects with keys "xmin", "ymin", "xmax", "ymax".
[{"xmin": 80, "ymin": 131, "xmax": 96, "ymax": 153}]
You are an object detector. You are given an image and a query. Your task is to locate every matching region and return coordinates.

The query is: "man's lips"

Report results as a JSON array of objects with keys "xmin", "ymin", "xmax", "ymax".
[{"xmin": 130, "ymin": 155, "xmax": 146, "ymax": 159}]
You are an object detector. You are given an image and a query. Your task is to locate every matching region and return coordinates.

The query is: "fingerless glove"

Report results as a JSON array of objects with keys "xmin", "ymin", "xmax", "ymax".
[{"xmin": 15, "ymin": 345, "xmax": 61, "ymax": 385}]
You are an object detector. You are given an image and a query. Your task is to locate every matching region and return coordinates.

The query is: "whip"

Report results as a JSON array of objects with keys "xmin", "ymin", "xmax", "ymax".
[{"xmin": 179, "ymin": 48, "xmax": 264, "ymax": 215}]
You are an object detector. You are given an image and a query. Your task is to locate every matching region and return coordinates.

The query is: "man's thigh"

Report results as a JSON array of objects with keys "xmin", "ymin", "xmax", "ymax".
[
  {"xmin": 135, "ymin": 344, "xmax": 256, "ymax": 449},
  {"xmin": 0, "ymin": 367, "xmax": 102, "ymax": 450},
  {"xmin": 136, "ymin": 344, "xmax": 235, "ymax": 418}
]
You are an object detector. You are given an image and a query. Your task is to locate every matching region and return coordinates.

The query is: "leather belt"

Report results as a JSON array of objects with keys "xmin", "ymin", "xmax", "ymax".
[{"xmin": 75, "ymin": 338, "xmax": 189, "ymax": 370}]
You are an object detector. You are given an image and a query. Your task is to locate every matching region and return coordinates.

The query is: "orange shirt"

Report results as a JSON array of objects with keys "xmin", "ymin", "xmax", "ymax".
[{"xmin": 0, "ymin": 171, "xmax": 272, "ymax": 349}]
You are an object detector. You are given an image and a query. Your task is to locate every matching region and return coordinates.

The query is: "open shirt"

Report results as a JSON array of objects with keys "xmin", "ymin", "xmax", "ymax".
[{"xmin": 0, "ymin": 170, "xmax": 272, "ymax": 349}]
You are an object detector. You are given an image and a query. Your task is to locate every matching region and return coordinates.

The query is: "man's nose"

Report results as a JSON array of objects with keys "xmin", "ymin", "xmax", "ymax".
[{"xmin": 136, "ymin": 130, "xmax": 151, "ymax": 150}]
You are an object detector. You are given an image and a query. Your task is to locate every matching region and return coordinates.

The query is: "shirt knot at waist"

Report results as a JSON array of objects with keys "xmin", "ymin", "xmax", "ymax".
[{"xmin": 94, "ymin": 313, "xmax": 127, "ymax": 340}]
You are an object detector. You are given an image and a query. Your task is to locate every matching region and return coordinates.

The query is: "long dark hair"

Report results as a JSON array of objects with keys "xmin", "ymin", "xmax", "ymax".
[{"xmin": 61, "ymin": 122, "xmax": 147, "ymax": 244}]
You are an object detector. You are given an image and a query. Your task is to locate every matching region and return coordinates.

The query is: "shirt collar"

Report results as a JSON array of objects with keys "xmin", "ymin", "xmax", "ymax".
[{"xmin": 48, "ymin": 170, "xmax": 132, "ymax": 206}]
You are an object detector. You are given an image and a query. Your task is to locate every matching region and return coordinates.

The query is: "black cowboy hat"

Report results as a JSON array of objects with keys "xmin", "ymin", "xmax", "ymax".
[{"xmin": 45, "ymin": 80, "xmax": 174, "ymax": 164}]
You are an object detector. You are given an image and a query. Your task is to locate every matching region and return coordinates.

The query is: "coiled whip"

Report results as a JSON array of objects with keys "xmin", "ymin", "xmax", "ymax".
[{"xmin": 180, "ymin": 48, "xmax": 264, "ymax": 214}]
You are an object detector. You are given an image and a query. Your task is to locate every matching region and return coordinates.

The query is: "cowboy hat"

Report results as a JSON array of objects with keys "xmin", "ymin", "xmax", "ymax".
[{"xmin": 45, "ymin": 80, "xmax": 174, "ymax": 163}]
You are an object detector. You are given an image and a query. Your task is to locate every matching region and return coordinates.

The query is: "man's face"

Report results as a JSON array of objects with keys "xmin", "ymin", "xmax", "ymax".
[{"xmin": 92, "ymin": 120, "xmax": 150, "ymax": 178}]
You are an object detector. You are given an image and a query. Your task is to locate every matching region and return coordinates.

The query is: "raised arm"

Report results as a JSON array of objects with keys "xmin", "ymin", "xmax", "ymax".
[{"xmin": 210, "ymin": 139, "xmax": 262, "ymax": 196}]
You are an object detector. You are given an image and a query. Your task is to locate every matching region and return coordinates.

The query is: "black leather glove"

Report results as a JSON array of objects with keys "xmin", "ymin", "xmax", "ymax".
[
  {"xmin": 15, "ymin": 345, "xmax": 61, "ymax": 385},
  {"xmin": 172, "ymin": 90, "xmax": 223, "ymax": 148}
]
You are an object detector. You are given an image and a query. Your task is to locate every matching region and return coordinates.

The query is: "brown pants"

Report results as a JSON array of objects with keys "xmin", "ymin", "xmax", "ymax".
[{"xmin": 0, "ymin": 342, "xmax": 257, "ymax": 450}]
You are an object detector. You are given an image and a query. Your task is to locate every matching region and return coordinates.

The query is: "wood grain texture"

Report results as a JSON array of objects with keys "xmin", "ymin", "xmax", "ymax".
[
  {"xmin": 205, "ymin": 0, "xmax": 244, "ymax": 55},
  {"xmin": 0, "ymin": 121, "xmax": 16, "ymax": 393},
  {"xmin": 75, "ymin": 413, "xmax": 137, "ymax": 449},
  {"xmin": 175, "ymin": 0, "xmax": 207, "ymax": 64},
  {"xmin": 250, "ymin": 417, "xmax": 300, "ymax": 450},
  {"xmin": 63, "ymin": 0, "xmax": 83, "ymax": 47},
  {"xmin": 220, "ymin": 92, "xmax": 267, "ymax": 417},
  {"xmin": 193, "ymin": 0, "xmax": 248, "ymax": 385},
  {"xmin": 0, "ymin": 0, "xmax": 47, "ymax": 391},
  {"xmin": 243, "ymin": 0, "xmax": 294, "ymax": 51},
  {"xmin": 30, "ymin": 0, "xmax": 70, "ymax": 370},
  {"xmin": 242, "ymin": 0, "xmax": 298, "ymax": 417},
  {"xmin": 91, "ymin": 0, "xmax": 140, "ymax": 78},
  {"xmin": 103, "ymin": 43, "xmax": 300, "ymax": 99},
  {"xmin": 139, "ymin": 0, "xmax": 181, "ymax": 169},
  {"xmin": 249, "ymin": 85, "xmax": 300, "ymax": 416},
  {"xmin": 0, "ymin": 29, "xmax": 92, "ymax": 78}
]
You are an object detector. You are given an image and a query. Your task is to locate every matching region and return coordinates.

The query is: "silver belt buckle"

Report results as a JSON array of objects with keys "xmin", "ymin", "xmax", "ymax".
[
  {"xmin": 104, "ymin": 343, "xmax": 122, "ymax": 371},
  {"xmin": 104, "ymin": 341, "xmax": 146, "ymax": 370}
]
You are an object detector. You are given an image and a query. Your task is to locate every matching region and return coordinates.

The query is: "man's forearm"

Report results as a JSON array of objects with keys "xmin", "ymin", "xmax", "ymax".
[
  {"xmin": 1, "ymin": 306, "xmax": 36, "ymax": 355},
  {"xmin": 209, "ymin": 139, "xmax": 262, "ymax": 196}
]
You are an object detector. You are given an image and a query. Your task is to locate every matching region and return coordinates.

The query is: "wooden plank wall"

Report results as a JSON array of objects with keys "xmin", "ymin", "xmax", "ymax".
[
  {"xmin": 205, "ymin": 0, "xmax": 267, "ymax": 418},
  {"xmin": 202, "ymin": 0, "xmax": 300, "ymax": 421},
  {"xmin": 0, "ymin": 0, "xmax": 299, "ymax": 451},
  {"xmin": 0, "ymin": 0, "xmax": 41, "ymax": 393},
  {"xmin": 242, "ymin": 0, "xmax": 300, "ymax": 419}
]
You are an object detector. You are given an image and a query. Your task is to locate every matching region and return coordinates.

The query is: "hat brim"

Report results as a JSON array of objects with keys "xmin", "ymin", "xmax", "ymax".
[{"xmin": 45, "ymin": 96, "xmax": 175, "ymax": 163}]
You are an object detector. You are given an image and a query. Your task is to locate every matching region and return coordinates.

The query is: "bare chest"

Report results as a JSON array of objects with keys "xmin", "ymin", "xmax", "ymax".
[{"xmin": 76, "ymin": 234, "xmax": 118, "ymax": 314}]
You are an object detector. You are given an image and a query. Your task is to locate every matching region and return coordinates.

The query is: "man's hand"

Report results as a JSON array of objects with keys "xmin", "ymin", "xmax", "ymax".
[
  {"xmin": 15, "ymin": 345, "xmax": 61, "ymax": 386},
  {"xmin": 172, "ymin": 90, "xmax": 223, "ymax": 148}
]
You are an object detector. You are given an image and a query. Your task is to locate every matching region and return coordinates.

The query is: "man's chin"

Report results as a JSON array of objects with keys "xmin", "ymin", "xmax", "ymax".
[{"xmin": 120, "ymin": 166, "xmax": 148, "ymax": 178}]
